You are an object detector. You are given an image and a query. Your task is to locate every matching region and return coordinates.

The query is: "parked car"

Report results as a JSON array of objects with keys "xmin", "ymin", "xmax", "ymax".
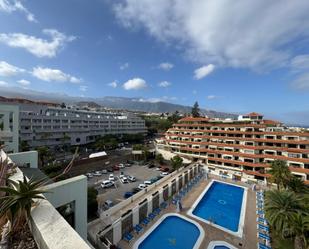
[
  {"xmin": 107, "ymin": 167, "xmax": 113, "ymax": 172},
  {"xmin": 101, "ymin": 169, "xmax": 108, "ymax": 174},
  {"xmin": 119, "ymin": 172, "xmax": 125, "ymax": 178},
  {"xmin": 123, "ymin": 191, "xmax": 133, "ymax": 199},
  {"xmin": 121, "ymin": 177, "xmax": 129, "ymax": 184},
  {"xmin": 132, "ymin": 187, "xmax": 141, "ymax": 194},
  {"xmin": 144, "ymin": 180, "xmax": 152, "ymax": 185},
  {"xmin": 155, "ymin": 167, "xmax": 161, "ymax": 171},
  {"xmin": 86, "ymin": 173, "xmax": 93, "ymax": 178},
  {"xmin": 113, "ymin": 165, "xmax": 120, "ymax": 171},
  {"xmin": 93, "ymin": 171, "xmax": 102, "ymax": 176},
  {"xmin": 150, "ymin": 177, "xmax": 158, "ymax": 183},
  {"xmin": 148, "ymin": 164, "xmax": 155, "ymax": 168},
  {"xmin": 118, "ymin": 163, "xmax": 125, "ymax": 168},
  {"xmin": 101, "ymin": 180, "xmax": 114, "ymax": 188},
  {"xmin": 104, "ymin": 200, "xmax": 113, "ymax": 209},
  {"xmin": 161, "ymin": 167, "xmax": 170, "ymax": 172},
  {"xmin": 128, "ymin": 175, "xmax": 136, "ymax": 182},
  {"xmin": 160, "ymin": 172, "xmax": 169, "ymax": 177},
  {"xmin": 138, "ymin": 183, "xmax": 147, "ymax": 189},
  {"xmin": 109, "ymin": 174, "xmax": 115, "ymax": 181},
  {"xmin": 125, "ymin": 163, "xmax": 131, "ymax": 167}
]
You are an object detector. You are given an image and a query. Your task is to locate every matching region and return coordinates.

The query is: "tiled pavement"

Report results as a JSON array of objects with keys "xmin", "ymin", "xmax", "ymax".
[{"xmin": 118, "ymin": 177, "xmax": 258, "ymax": 249}]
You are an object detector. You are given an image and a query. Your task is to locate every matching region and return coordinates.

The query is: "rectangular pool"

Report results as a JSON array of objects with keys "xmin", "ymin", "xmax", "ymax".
[{"xmin": 189, "ymin": 180, "xmax": 246, "ymax": 237}]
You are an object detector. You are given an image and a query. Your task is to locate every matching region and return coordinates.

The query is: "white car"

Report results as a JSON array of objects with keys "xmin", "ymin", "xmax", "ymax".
[
  {"xmin": 101, "ymin": 169, "xmax": 107, "ymax": 174},
  {"xmin": 128, "ymin": 175, "xmax": 136, "ymax": 182},
  {"xmin": 155, "ymin": 167, "xmax": 161, "ymax": 171},
  {"xmin": 86, "ymin": 173, "xmax": 93, "ymax": 178},
  {"xmin": 109, "ymin": 174, "xmax": 115, "ymax": 181},
  {"xmin": 138, "ymin": 183, "xmax": 147, "ymax": 189},
  {"xmin": 144, "ymin": 180, "xmax": 152, "ymax": 185},
  {"xmin": 118, "ymin": 163, "xmax": 125, "ymax": 168},
  {"xmin": 101, "ymin": 180, "xmax": 114, "ymax": 188},
  {"xmin": 121, "ymin": 177, "xmax": 129, "ymax": 184},
  {"xmin": 160, "ymin": 172, "xmax": 169, "ymax": 177},
  {"xmin": 93, "ymin": 171, "xmax": 102, "ymax": 176}
]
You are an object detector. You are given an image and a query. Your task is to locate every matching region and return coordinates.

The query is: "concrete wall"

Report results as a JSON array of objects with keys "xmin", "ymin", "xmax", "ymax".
[
  {"xmin": 43, "ymin": 175, "xmax": 88, "ymax": 240},
  {"xmin": 9, "ymin": 150, "xmax": 38, "ymax": 168}
]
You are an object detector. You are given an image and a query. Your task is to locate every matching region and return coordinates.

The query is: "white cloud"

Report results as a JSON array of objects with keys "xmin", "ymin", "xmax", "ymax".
[
  {"xmin": 120, "ymin": 62, "xmax": 129, "ymax": 70},
  {"xmin": 158, "ymin": 62, "xmax": 174, "ymax": 71},
  {"xmin": 291, "ymin": 73, "xmax": 309, "ymax": 90},
  {"xmin": 290, "ymin": 54, "xmax": 309, "ymax": 72},
  {"xmin": 123, "ymin": 77, "xmax": 147, "ymax": 90},
  {"xmin": 32, "ymin": 67, "xmax": 82, "ymax": 83},
  {"xmin": 17, "ymin": 79, "xmax": 30, "ymax": 86},
  {"xmin": 108, "ymin": 81, "xmax": 118, "ymax": 88},
  {"xmin": 207, "ymin": 95, "xmax": 218, "ymax": 100},
  {"xmin": 114, "ymin": 1, "xmax": 309, "ymax": 70},
  {"xmin": 194, "ymin": 64, "xmax": 215, "ymax": 80},
  {"xmin": 158, "ymin": 81, "xmax": 171, "ymax": 87},
  {"xmin": 0, "ymin": 0, "xmax": 37, "ymax": 22},
  {"xmin": 0, "ymin": 61, "xmax": 25, "ymax": 76},
  {"xmin": 0, "ymin": 29, "xmax": 75, "ymax": 58},
  {"xmin": 0, "ymin": 80, "xmax": 9, "ymax": 87},
  {"xmin": 136, "ymin": 96, "xmax": 177, "ymax": 103},
  {"xmin": 79, "ymin": 85, "xmax": 88, "ymax": 92}
]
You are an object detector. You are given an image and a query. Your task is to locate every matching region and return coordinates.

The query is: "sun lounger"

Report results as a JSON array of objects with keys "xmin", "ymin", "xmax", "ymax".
[
  {"xmin": 134, "ymin": 224, "xmax": 143, "ymax": 234},
  {"xmin": 258, "ymin": 224, "xmax": 269, "ymax": 231},
  {"xmin": 160, "ymin": 202, "xmax": 167, "ymax": 209},
  {"xmin": 148, "ymin": 213, "xmax": 156, "ymax": 220},
  {"xmin": 123, "ymin": 232, "xmax": 134, "ymax": 242},
  {"xmin": 257, "ymin": 217, "xmax": 268, "ymax": 224},
  {"xmin": 141, "ymin": 218, "xmax": 150, "ymax": 226},
  {"xmin": 258, "ymin": 232, "xmax": 270, "ymax": 241},
  {"xmin": 257, "ymin": 210, "xmax": 265, "ymax": 215},
  {"xmin": 258, "ymin": 242, "xmax": 272, "ymax": 249},
  {"xmin": 153, "ymin": 208, "xmax": 161, "ymax": 215}
]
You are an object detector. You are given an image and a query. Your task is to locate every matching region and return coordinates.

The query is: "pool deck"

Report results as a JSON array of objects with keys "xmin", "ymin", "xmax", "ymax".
[{"xmin": 119, "ymin": 176, "xmax": 258, "ymax": 249}]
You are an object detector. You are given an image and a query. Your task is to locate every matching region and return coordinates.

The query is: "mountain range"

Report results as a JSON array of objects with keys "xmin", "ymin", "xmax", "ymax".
[{"xmin": 0, "ymin": 86, "xmax": 237, "ymax": 118}]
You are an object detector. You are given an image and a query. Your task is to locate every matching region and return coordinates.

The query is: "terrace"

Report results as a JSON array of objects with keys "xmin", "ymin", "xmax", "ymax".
[{"xmin": 93, "ymin": 163, "xmax": 260, "ymax": 249}]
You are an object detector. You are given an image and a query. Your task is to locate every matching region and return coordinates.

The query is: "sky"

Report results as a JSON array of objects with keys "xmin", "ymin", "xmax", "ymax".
[{"xmin": 1, "ymin": 0, "xmax": 309, "ymax": 124}]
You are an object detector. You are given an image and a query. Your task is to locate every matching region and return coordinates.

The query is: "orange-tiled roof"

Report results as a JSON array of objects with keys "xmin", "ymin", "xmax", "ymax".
[
  {"xmin": 179, "ymin": 117, "xmax": 210, "ymax": 122},
  {"xmin": 243, "ymin": 170, "xmax": 271, "ymax": 178},
  {"xmin": 263, "ymin": 119, "xmax": 281, "ymax": 125},
  {"xmin": 246, "ymin": 112, "xmax": 263, "ymax": 117}
]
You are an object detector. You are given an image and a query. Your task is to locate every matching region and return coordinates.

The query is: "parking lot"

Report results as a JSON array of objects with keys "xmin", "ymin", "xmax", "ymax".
[{"xmin": 87, "ymin": 164, "xmax": 164, "ymax": 209}]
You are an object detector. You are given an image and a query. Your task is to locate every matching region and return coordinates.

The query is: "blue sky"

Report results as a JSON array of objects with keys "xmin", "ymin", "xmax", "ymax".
[{"xmin": 1, "ymin": 0, "xmax": 309, "ymax": 124}]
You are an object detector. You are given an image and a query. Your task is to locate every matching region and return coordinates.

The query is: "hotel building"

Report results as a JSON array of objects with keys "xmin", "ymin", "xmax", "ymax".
[
  {"xmin": 157, "ymin": 112, "xmax": 309, "ymax": 185},
  {"xmin": 0, "ymin": 96, "xmax": 146, "ymax": 152}
]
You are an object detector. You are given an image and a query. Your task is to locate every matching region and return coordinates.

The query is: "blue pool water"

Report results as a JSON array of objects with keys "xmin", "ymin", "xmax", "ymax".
[
  {"xmin": 192, "ymin": 181, "xmax": 244, "ymax": 232},
  {"xmin": 214, "ymin": 246, "xmax": 230, "ymax": 249},
  {"xmin": 138, "ymin": 216, "xmax": 200, "ymax": 249}
]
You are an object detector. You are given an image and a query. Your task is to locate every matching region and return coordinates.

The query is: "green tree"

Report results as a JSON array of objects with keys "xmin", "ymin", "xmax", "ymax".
[
  {"xmin": 191, "ymin": 101, "xmax": 200, "ymax": 118},
  {"xmin": 0, "ymin": 177, "xmax": 47, "ymax": 235},
  {"xmin": 268, "ymin": 160, "xmax": 291, "ymax": 190},
  {"xmin": 20, "ymin": 140, "xmax": 30, "ymax": 152},
  {"xmin": 287, "ymin": 213, "xmax": 309, "ymax": 249},
  {"xmin": 155, "ymin": 153, "xmax": 164, "ymax": 164},
  {"xmin": 37, "ymin": 146, "xmax": 51, "ymax": 168},
  {"xmin": 171, "ymin": 155, "xmax": 183, "ymax": 171},
  {"xmin": 265, "ymin": 190, "xmax": 308, "ymax": 249},
  {"xmin": 87, "ymin": 187, "xmax": 98, "ymax": 219},
  {"xmin": 286, "ymin": 176, "xmax": 309, "ymax": 193}
]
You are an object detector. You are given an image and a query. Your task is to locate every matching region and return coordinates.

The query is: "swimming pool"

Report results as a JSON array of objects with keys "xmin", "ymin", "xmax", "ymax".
[
  {"xmin": 188, "ymin": 180, "xmax": 247, "ymax": 237},
  {"xmin": 207, "ymin": 241, "xmax": 238, "ymax": 249},
  {"xmin": 133, "ymin": 213, "xmax": 204, "ymax": 249}
]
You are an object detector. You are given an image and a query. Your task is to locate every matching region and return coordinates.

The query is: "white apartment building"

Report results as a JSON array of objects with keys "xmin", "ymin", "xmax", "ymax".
[{"xmin": 0, "ymin": 96, "xmax": 146, "ymax": 150}]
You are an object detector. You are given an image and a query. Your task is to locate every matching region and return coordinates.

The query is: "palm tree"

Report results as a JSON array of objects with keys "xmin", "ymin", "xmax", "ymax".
[
  {"xmin": 286, "ymin": 176, "xmax": 309, "ymax": 194},
  {"xmin": 0, "ymin": 176, "xmax": 47, "ymax": 234},
  {"xmin": 268, "ymin": 160, "xmax": 291, "ymax": 190},
  {"xmin": 37, "ymin": 146, "xmax": 51, "ymax": 168},
  {"xmin": 171, "ymin": 155, "xmax": 183, "ymax": 171},
  {"xmin": 265, "ymin": 190, "xmax": 308, "ymax": 248},
  {"xmin": 287, "ymin": 213, "xmax": 309, "ymax": 249}
]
